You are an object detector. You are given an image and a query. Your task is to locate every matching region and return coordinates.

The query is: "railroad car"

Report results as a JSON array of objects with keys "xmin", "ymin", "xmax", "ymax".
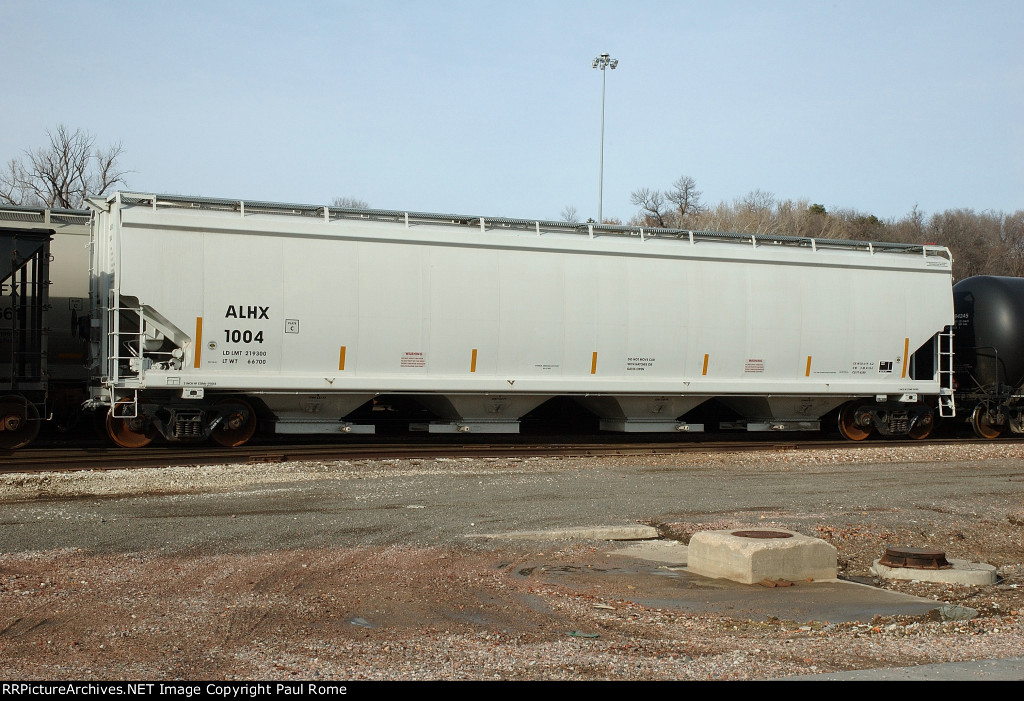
[
  {"xmin": 0, "ymin": 206, "xmax": 91, "ymax": 449},
  {"xmin": 80, "ymin": 192, "xmax": 956, "ymax": 448},
  {"xmin": 952, "ymin": 275, "xmax": 1024, "ymax": 438}
]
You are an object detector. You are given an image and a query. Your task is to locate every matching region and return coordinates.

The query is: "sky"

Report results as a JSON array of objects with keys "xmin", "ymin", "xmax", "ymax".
[{"xmin": 2, "ymin": 0, "xmax": 1021, "ymax": 223}]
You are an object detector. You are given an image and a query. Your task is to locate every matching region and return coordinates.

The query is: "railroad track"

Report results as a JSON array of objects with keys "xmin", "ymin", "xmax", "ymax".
[{"xmin": 0, "ymin": 433, "xmax": 1005, "ymax": 473}]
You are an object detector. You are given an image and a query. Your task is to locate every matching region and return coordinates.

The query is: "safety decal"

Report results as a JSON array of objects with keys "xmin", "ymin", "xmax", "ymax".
[
  {"xmin": 401, "ymin": 352, "xmax": 426, "ymax": 368},
  {"xmin": 627, "ymin": 356, "xmax": 655, "ymax": 372}
]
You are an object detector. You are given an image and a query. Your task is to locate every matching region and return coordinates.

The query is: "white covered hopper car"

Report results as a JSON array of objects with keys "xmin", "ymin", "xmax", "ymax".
[{"xmin": 86, "ymin": 192, "xmax": 955, "ymax": 447}]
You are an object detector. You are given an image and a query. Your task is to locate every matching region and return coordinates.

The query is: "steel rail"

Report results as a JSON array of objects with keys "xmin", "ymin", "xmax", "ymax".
[{"xmin": 0, "ymin": 435, "xmax": 1009, "ymax": 474}]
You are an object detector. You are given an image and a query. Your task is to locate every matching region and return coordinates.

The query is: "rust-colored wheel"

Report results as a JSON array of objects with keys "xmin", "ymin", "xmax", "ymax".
[
  {"xmin": 907, "ymin": 410, "xmax": 934, "ymax": 440},
  {"xmin": 838, "ymin": 403, "xmax": 871, "ymax": 441},
  {"xmin": 210, "ymin": 398, "xmax": 257, "ymax": 447},
  {"xmin": 970, "ymin": 404, "xmax": 1002, "ymax": 440},
  {"xmin": 0, "ymin": 396, "xmax": 40, "ymax": 450},
  {"xmin": 106, "ymin": 400, "xmax": 157, "ymax": 448}
]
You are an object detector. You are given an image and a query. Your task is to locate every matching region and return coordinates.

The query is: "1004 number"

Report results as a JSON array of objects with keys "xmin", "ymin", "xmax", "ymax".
[{"xmin": 224, "ymin": 329, "xmax": 264, "ymax": 344}]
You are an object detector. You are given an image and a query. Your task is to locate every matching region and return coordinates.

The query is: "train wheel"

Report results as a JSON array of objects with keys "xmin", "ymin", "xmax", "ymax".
[
  {"xmin": 211, "ymin": 398, "xmax": 257, "ymax": 447},
  {"xmin": 106, "ymin": 400, "xmax": 157, "ymax": 448},
  {"xmin": 838, "ymin": 403, "xmax": 871, "ymax": 441},
  {"xmin": 907, "ymin": 411, "xmax": 934, "ymax": 440},
  {"xmin": 970, "ymin": 404, "xmax": 1002, "ymax": 440},
  {"xmin": 0, "ymin": 396, "xmax": 41, "ymax": 450},
  {"xmin": 1010, "ymin": 414, "xmax": 1024, "ymax": 434}
]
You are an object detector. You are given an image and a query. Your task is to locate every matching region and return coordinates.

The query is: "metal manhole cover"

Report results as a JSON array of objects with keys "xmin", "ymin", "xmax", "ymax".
[
  {"xmin": 730, "ymin": 530, "xmax": 793, "ymax": 539},
  {"xmin": 879, "ymin": 546, "xmax": 951, "ymax": 569}
]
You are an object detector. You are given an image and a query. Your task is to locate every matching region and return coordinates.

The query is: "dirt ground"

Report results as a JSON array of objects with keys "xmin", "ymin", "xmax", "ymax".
[
  {"xmin": 1, "ymin": 446, "xmax": 1023, "ymax": 680},
  {"xmin": 1, "ymin": 513, "xmax": 1021, "ymax": 680}
]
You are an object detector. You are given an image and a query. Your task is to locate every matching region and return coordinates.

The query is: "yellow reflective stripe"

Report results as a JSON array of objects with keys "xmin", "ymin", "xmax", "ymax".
[
  {"xmin": 339, "ymin": 346, "xmax": 347, "ymax": 371},
  {"xmin": 702, "ymin": 354, "xmax": 709, "ymax": 376},
  {"xmin": 902, "ymin": 337, "xmax": 910, "ymax": 378},
  {"xmin": 805, "ymin": 355, "xmax": 812, "ymax": 377},
  {"xmin": 194, "ymin": 317, "xmax": 203, "ymax": 368},
  {"xmin": 591, "ymin": 351, "xmax": 598, "ymax": 375},
  {"xmin": 470, "ymin": 348, "xmax": 478, "ymax": 372}
]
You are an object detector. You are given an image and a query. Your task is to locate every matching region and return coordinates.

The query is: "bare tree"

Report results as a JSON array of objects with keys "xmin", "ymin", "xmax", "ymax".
[
  {"xmin": 0, "ymin": 126, "xmax": 127, "ymax": 208},
  {"xmin": 559, "ymin": 205, "xmax": 579, "ymax": 224},
  {"xmin": 877, "ymin": 204, "xmax": 926, "ymax": 245},
  {"xmin": 734, "ymin": 189, "xmax": 779, "ymax": 234},
  {"xmin": 331, "ymin": 196, "xmax": 369, "ymax": 209},
  {"xmin": 665, "ymin": 175, "xmax": 704, "ymax": 223},
  {"xmin": 925, "ymin": 208, "xmax": 1008, "ymax": 280},
  {"xmin": 629, "ymin": 186, "xmax": 670, "ymax": 228},
  {"xmin": 999, "ymin": 210, "xmax": 1024, "ymax": 277},
  {"xmin": 630, "ymin": 175, "xmax": 704, "ymax": 229},
  {"xmin": 828, "ymin": 208, "xmax": 887, "ymax": 242},
  {"xmin": 800, "ymin": 202, "xmax": 832, "ymax": 238}
]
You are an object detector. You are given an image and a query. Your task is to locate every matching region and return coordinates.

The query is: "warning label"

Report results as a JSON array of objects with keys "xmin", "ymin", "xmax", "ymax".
[
  {"xmin": 627, "ymin": 356, "xmax": 656, "ymax": 372},
  {"xmin": 401, "ymin": 352, "xmax": 426, "ymax": 368},
  {"xmin": 744, "ymin": 359, "xmax": 764, "ymax": 373}
]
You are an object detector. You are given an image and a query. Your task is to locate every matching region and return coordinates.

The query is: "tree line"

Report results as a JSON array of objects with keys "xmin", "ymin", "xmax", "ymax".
[{"xmin": 618, "ymin": 175, "xmax": 1023, "ymax": 281}]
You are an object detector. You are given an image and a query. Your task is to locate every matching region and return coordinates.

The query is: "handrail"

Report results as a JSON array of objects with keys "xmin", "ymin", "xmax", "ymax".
[{"xmin": 109, "ymin": 192, "xmax": 953, "ymax": 260}]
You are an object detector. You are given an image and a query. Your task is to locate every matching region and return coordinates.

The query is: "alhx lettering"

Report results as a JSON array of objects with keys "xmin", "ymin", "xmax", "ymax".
[{"xmin": 225, "ymin": 305, "xmax": 269, "ymax": 319}]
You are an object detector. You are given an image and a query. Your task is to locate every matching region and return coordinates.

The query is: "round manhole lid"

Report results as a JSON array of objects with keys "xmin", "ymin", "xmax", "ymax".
[
  {"xmin": 879, "ymin": 546, "xmax": 951, "ymax": 569},
  {"xmin": 730, "ymin": 530, "xmax": 793, "ymax": 539}
]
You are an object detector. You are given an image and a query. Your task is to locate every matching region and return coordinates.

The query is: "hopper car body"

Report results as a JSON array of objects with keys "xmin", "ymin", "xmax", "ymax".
[{"xmin": 80, "ymin": 192, "xmax": 955, "ymax": 448}]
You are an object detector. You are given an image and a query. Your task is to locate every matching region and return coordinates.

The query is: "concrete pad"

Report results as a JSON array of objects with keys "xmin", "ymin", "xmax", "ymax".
[
  {"xmin": 468, "ymin": 525, "xmax": 659, "ymax": 542},
  {"xmin": 688, "ymin": 528, "xmax": 837, "ymax": 584},
  {"xmin": 541, "ymin": 553, "xmax": 948, "ymax": 623},
  {"xmin": 871, "ymin": 558, "xmax": 997, "ymax": 585},
  {"xmin": 608, "ymin": 540, "xmax": 688, "ymax": 565}
]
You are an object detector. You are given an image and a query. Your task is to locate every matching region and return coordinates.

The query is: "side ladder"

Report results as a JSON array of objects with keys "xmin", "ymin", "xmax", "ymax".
[
  {"xmin": 938, "ymin": 325, "xmax": 955, "ymax": 417},
  {"xmin": 105, "ymin": 292, "xmax": 146, "ymax": 389}
]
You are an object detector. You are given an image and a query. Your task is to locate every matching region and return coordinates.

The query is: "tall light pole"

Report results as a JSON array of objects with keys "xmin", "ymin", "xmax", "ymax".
[{"xmin": 592, "ymin": 52, "xmax": 618, "ymax": 224}]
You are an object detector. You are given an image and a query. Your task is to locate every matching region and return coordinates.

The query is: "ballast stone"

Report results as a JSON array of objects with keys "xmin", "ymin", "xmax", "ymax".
[{"xmin": 687, "ymin": 529, "xmax": 838, "ymax": 584}]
